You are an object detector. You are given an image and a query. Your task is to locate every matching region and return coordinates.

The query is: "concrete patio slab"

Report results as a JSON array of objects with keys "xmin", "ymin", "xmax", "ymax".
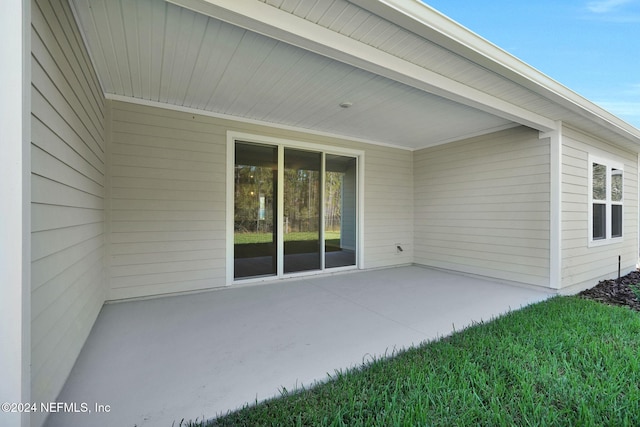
[{"xmin": 45, "ymin": 266, "xmax": 553, "ymax": 427}]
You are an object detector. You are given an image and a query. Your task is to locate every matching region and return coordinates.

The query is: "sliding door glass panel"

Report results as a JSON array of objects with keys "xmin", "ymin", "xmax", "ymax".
[
  {"xmin": 284, "ymin": 149, "xmax": 321, "ymax": 273},
  {"xmin": 234, "ymin": 142, "xmax": 277, "ymax": 278},
  {"xmin": 325, "ymin": 155, "xmax": 357, "ymax": 268}
]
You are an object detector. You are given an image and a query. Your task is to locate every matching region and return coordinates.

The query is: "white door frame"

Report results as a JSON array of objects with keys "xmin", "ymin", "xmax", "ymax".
[{"xmin": 226, "ymin": 131, "xmax": 364, "ymax": 285}]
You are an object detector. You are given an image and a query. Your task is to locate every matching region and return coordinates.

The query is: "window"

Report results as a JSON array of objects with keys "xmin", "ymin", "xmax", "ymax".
[{"xmin": 589, "ymin": 156, "xmax": 623, "ymax": 244}]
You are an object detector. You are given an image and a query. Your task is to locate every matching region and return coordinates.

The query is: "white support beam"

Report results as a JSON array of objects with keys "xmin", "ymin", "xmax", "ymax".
[
  {"xmin": 0, "ymin": 1, "xmax": 31, "ymax": 426},
  {"xmin": 166, "ymin": 0, "xmax": 557, "ymax": 133},
  {"xmin": 541, "ymin": 123, "xmax": 563, "ymax": 290}
]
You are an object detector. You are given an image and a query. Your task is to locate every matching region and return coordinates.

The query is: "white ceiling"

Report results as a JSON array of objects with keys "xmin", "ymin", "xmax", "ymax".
[
  {"xmin": 70, "ymin": 0, "xmax": 640, "ymax": 151},
  {"xmin": 70, "ymin": 0, "xmax": 521, "ymax": 149}
]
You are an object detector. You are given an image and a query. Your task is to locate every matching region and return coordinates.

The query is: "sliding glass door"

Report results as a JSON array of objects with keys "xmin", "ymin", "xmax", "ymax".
[{"xmin": 233, "ymin": 141, "xmax": 357, "ymax": 280}]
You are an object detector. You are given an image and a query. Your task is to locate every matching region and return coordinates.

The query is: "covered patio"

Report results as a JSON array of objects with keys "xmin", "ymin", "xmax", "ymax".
[{"xmin": 46, "ymin": 266, "xmax": 552, "ymax": 427}]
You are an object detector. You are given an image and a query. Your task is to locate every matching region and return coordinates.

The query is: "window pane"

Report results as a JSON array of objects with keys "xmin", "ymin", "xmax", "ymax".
[
  {"xmin": 593, "ymin": 203, "xmax": 606, "ymax": 240},
  {"xmin": 611, "ymin": 169, "xmax": 622, "ymax": 202},
  {"xmin": 325, "ymin": 155, "xmax": 356, "ymax": 268},
  {"xmin": 234, "ymin": 143, "xmax": 277, "ymax": 278},
  {"xmin": 612, "ymin": 205, "xmax": 622, "ymax": 237},
  {"xmin": 592, "ymin": 163, "xmax": 606, "ymax": 200},
  {"xmin": 284, "ymin": 148, "xmax": 321, "ymax": 273}
]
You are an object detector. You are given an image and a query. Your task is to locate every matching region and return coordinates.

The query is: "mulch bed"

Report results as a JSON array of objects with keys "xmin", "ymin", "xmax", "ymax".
[{"xmin": 578, "ymin": 270, "xmax": 640, "ymax": 312}]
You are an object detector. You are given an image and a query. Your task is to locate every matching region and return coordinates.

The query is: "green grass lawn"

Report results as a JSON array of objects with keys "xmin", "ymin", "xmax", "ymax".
[
  {"xmin": 184, "ymin": 297, "xmax": 640, "ymax": 426},
  {"xmin": 235, "ymin": 231, "xmax": 340, "ymax": 244}
]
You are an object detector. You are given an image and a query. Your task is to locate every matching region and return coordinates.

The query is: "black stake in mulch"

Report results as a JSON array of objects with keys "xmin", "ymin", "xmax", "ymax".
[{"xmin": 618, "ymin": 255, "xmax": 621, "ymax": 282}]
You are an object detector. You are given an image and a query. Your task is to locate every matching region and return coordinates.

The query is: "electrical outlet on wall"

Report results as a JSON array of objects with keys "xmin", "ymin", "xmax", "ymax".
[{"xmin": 395, "ymin": 243, "xmax": 404, "ymax": 254}]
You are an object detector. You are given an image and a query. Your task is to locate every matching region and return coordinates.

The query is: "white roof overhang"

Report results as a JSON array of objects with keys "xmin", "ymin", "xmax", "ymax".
[
  {"xmin": 352, "ymin": 0, "xmax": 640, "ymax": 149},
  {"xmin": 169, "ymin": 0, "xmax": 556, "ymax": 133},
  {"xmin": 70, "ymin": 0, "xmax": 640, "ymax": 151}
]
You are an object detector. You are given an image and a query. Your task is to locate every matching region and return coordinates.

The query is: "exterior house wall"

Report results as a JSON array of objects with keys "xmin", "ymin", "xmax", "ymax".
[
  {"xmin": 107, "ymin": 100, "xmax": 413, "ymax": 300},
  {"xmin": 30, "ymin": 0, "xmax": 106, "ymax": 426},
  {"xmin": 363, "ymin": 144, "xmax": 414, "ymax": 268},
  {"xmin": 108, "ymin": 101, "xmax": 227, "ymax": 300},
  {"xmin": 413, "ymin": 126, "xmax": 551, "ymax": 287},
  {"xmin": 561, "ymin": 126, "xmax": 638, "ymax": 292},
  {"xmin": 20, "ymin": 2, "xmax": 640, "ymax": 426}
]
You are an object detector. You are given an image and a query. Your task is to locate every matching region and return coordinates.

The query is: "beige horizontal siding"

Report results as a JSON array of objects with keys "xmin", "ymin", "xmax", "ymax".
[
  {"xmin": 360, "ymin": 147, "xmax": 413, "ymax": 267},
  {"xmin": 413, "ymin": 126, "xmax": 550, "ymax": 287},
  {"xmin": 107, "ymin": 100, "xmax": 414, "ymax": 298},
  {"xmin": 108, "ymin": 102, "xmax": 227, "ymax": 299},
  {"xmin": 30, "ymin": 1, "xmax": 106, "ymax": 426},
  {"xmin": 361, "ymin": 145, "xmax": 413, "ymax": 267},
  {"xmin": 561, "ymin": 126, "xmax": 638, "ymax": 291}
]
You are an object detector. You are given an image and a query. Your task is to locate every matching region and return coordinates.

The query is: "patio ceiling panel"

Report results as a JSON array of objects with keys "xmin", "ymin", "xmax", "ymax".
[{"xmin": 70, "ymin": 0, "xmax": 535, "ymax": 149}]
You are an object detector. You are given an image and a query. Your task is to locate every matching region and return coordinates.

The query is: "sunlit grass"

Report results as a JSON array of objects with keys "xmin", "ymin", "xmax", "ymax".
[
  {"xmin": 235, "ymin": 231, "xmax": 340, "ymax": 244},
  {"xmin": 183, "ymin": 297, "xmax": 640, "ymax": 427}
]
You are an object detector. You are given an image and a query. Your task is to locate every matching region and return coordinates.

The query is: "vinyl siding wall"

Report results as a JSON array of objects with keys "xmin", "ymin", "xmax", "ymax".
[
  {"xmin": 108, "ymin": 100, "xmax": 413, "ymax": 300},
  {"xmin": 413, "ymin": 126, "xmax": 551, "ymax": 287},
  {"xmin": 561, "ymin": 126, "xmax": 638, "ymax": 292},
  {"xmin": 30, "ymin": 0, "xmax": 106, "ymax": 426},
  {"xmin": 363, "ymin": 146, "xmax": 414, "ymax": 268}
]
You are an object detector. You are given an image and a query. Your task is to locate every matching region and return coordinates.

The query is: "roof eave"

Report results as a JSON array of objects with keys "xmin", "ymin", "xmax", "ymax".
[{"xmin": 350, "ymin": 0, "xmax": 640, "ymax": 147}]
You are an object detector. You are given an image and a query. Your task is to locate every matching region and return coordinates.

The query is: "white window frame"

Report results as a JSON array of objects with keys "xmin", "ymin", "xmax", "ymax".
[
  {"xmin": 226, "ymin": 131, "xmax": 365, "ymax": 285},
  {"xmin": 588, "ymin": 154, "xmax": 624, "ymax": 247}
]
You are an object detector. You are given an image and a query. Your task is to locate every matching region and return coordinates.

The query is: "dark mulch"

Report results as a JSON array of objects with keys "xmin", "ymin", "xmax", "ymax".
[{"xmin": 579, "ymin": 270, "xmax": 640, "ymax": 312}]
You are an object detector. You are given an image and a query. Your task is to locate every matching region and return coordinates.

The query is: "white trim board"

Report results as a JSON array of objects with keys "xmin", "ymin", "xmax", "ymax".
[
  {"xmin": 0, "ymin": 0, "xmax": 31, "ymax": 425},
  {"xmin": 540, "ymin": 125, "xmax": 562, "ymax": 290}
]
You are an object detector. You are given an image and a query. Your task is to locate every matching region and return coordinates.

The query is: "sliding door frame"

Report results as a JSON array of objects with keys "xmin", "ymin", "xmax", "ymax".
[{"xmin": 226, "ymin": 131, "xmax": 364, "ymax": 285}]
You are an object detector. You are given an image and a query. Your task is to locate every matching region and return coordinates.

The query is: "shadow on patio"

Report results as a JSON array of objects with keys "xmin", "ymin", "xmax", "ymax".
[{"xmin": 45, "ymin": 266, "xmax": 553, "ymax": 427}]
